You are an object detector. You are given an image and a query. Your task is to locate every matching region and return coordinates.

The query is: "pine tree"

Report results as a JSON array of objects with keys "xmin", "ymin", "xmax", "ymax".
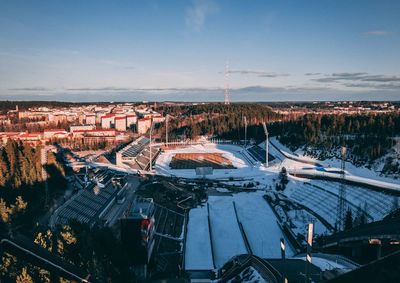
[
  {"xmin": 344, "ymin": 209, "xmax": 353, "ymax": 230},
  {"xmin": 16, "ymin": 267, "xmax": 33, "ymax": 283}
]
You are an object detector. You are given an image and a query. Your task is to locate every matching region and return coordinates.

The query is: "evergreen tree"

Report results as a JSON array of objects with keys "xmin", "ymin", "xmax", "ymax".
[{"xmin": 344, "ymin": 209, "xmax": 353, "ymax": 230}]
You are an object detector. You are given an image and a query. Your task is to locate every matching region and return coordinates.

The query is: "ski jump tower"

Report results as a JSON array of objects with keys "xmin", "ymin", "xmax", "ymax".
[{"xmin": 224, "ymin": 62, "xmax": 230, "ymax": 105}]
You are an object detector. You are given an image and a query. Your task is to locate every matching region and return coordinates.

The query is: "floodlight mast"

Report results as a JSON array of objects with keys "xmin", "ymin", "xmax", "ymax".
[
  {"xmin": 149, "ymin": 120, "xmax": 154, "ymax": 171},
  {"xmin": 262, "ymin": 122, "xmax": 269, "ymax": 167},
  {"xmin": 165, "ymin": 114, "xmax": 169, "ymax": 147},
  {"xmin": 243, "ymin": 116, "xmax": 248, "ymax": 147}
]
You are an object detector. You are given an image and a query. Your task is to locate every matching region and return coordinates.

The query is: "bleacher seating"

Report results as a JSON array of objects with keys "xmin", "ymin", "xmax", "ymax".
[
  {"xmin": 121, "ymin": 136, "xmax": 150, "ymax": 158},
  {"xmin": 247, "ymin": 145, "xmax": 275, "ymax": 163},
  {"xmin": 50, "ymin": 170, "xmax": 120, "ymax": 227}
]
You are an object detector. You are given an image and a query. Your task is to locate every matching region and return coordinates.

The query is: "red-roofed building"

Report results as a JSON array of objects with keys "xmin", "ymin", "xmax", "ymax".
[
  {"xmin": 115, "ymin": 116, "xmax": 127, "ymax": 131},
  {"xmin": 18, "ymin": 132, "xmax": 43, "ymax": 145},
  {"xmin": 85, "ymin": 114, "xmax": 96, "ymax": 125},
  {"xmin": 126, "ymin": 114, "xmax": 137, "ymax": 128},
  {"xmin": 101, "ymin": 114, "xmax": 115, "ymax": 129},
  {"xmin": 72, "ymin": 128, "xmax": 116, "ymax": 138},
  {"xmin": 43, "ymin": 129, "xmax": 68, "ymax": 139},
  {"xmin": 137, "ymin": 117, "xmax": 152, "ymax": 134}
]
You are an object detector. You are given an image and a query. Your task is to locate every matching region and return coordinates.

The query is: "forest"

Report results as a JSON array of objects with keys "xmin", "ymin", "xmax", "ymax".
[
  {"xmin": 0, "ymin": 140, "xmax": 133, "ymax": 282},
  {"xmin": 0, "ymin": 140, "xmax": 67, "ymax": 236},
  {"xmin": 269, "ymin": 113, "xmax": 400, "ymax": 165},
  {"xmin": 162, "ymin": 104, "xmax": 399, "ymax": 170},
  {"xmin": 158, "ymin": 103, "xmax": 283, "ymax": 140}
]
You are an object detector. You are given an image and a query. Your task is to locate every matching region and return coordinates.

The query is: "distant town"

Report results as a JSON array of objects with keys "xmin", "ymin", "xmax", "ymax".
[{"xmin": 0, "ymin": 101, "xmax": 398, "ymax": 147}]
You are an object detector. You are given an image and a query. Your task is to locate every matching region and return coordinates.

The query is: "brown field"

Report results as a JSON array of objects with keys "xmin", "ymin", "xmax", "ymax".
[{"xmin": 170, "ymin": 153, "xmax": 235, "ymax": 169}]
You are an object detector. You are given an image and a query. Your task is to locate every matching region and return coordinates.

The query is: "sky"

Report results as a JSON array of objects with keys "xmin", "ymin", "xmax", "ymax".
[{"xmin": 0, "ymin": 0, "xmax": 399, "ymax": 102}]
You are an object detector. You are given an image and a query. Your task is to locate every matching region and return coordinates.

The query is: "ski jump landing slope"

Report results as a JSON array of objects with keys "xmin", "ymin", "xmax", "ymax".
[{"xmin": 185, "ymin": 192, "xmax": 295, "ymax": 270}]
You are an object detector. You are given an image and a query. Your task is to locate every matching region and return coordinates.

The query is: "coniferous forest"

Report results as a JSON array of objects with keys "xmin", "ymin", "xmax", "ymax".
[
  {"xmin": 163, "ymin": 104, "xmax": 400, "ymax": 172},
  {"xmin": 0, "ymin": 140, "xmax": 67, "ymax": 235}
]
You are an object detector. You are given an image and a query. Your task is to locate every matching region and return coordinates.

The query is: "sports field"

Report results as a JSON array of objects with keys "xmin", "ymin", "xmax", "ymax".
[{"xmin": 170, "ymin": 153, "xmax": 235, "ymax": 169}]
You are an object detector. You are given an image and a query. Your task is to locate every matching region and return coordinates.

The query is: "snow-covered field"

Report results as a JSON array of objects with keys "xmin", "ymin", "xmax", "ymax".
[
  {"xmin": 269, "ymin": 137, "xmax": 400, "ymax": 188},
  {"xmin": 233, "ymin": 192, "xmax": 296, "ymax": 258},
  {"xmin": 184, "ymin": 205, "xmax": 214, "ymax": 270},
  {"xmin": 185, "ymin": 192, "xmax": 295, "ymax": 270},
  {"xmin": 155, "ymin": 143, "xmax": 272, "ymax": 180},
  {"xmin": 208, "ymin": 196, "xmax": 248, "ymax": 268},
  {"xmin": 164, "ymin": 139, "xmax": 399, "ymax": 272},
  {"xmin": 282, "ymin": 177, "xmax": 400, "ymax": 227}
]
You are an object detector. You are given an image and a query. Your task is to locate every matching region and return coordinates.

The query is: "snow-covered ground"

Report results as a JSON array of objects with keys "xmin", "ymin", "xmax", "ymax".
[
  {"xmin": 295, "ymin": 256, "xmax": 350, "ymax": 271},
  {"xmin": 185, "ymin": 192, "xmax": 295, "ymax": 270},
  {"xmin": 208, "ymin": 196, "xmax": 248, "ymax": 268},
  {"xmin": 155, "ymin": 143, "xmax": 273, "ymax": 180},
  {"xmin": 282, "ymin": 177, "xmax": 400, "ymax": 227},
  {"xmin": 265, "ymin": 137, "xmax": 400, "ymax": 193},
  {"xmin": 162, "ymin": 139, "xmax": 399, "ymax": 272},
  {"xmin": 233, "ymin": 192, "xmax": 295, "ymax": 258},
  {"xmin": 185, "ymin": 205, "xmax": 214, "ymax": 270},
  {"xmin": 227, "ymin": 266, "xmax": 267, "ymax": 283},
  {"xmin": 270, "ymin": 137, "xmax": 400, "ymax": 187}
]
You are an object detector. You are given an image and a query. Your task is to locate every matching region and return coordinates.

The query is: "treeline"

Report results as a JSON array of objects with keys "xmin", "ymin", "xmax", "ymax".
[
  {"xmin": 161, "ymin": 103, "xmax": 399, "ymax": 167},
  {"xmin": 270, "ymin": 113, "xmax": 400, "ymax": 164},
  {"xmin": 162, "ymin": 103, "xmax": 283, "ymax": 140},
  {"xmin": 0, "ymin": 140, "xmax": 67, "ymax": 235},
  {"xmin": 0, "ymin": 120, "xmax": 71, "ymax": 132}
]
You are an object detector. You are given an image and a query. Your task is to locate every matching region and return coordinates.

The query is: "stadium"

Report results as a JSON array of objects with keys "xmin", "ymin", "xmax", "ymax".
[{"xmin": 154, "ymin": 142, "xmax": 274, "ymax": 180}]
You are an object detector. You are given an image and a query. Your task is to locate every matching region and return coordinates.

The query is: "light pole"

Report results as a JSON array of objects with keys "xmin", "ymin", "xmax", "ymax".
[
  {"xmin": 165, "ymin": 114, "xmax": 169, "ymax": 147},
  {"xmin": 149, "ymin": 120, "xmax": 154, "ymax": 171},
  {"xmin": 243, "ymin": 116, "xmax": 248, "ymax": 147},
  {"xmin": 262, "ymin": 122, "xmax": 269, "ymax": 167},
  {"xmin": 305, "ymin": 223, "xmax": 314, "ymax": 283}
]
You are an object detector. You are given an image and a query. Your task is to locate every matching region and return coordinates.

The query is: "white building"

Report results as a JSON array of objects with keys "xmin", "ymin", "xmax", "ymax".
[
  {"xmin": 126, "ymin": 114, "xmax": 137, "ymax": 128},
  {"xmin": 85, "ymin": 114, "xmax": 96, "ymax": 125},
  {"xmin": 70, "ymin": 124, "xmax": 96, "ymax": 132},
  {"xmin": 115, "ymin": 116, "xmax": 127, "ymax": 131},
  {"xmin": 101, "ymin": 114, "xmax": 115, "ymax": 129},
  {"xmin": 137, "ymin": 117, "xmax": 152, "ymax": 134}
]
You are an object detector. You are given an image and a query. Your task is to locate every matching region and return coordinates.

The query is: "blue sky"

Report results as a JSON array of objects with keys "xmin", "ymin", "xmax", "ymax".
[{"xmin": 0, "ymin": 0, "xmax": 399, "ymax": 101}]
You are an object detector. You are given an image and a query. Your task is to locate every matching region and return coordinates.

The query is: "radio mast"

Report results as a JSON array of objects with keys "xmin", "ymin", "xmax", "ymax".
[{"xmin": 224, "ymin": 62, "xmax": 230, "ymax": 105}]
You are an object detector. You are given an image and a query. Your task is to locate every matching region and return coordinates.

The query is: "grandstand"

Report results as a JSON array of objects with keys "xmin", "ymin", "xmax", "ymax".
[
  {"xmin": 50, "ymin": 169, "xmax": 125, "ymax": 228},
  {"xmin": 116, "ymin": 136, "xmax": 160, "ymax": 170},
  {"xmin": 247, "ymin": 145, "xmax": 275, "ymax": 163}
]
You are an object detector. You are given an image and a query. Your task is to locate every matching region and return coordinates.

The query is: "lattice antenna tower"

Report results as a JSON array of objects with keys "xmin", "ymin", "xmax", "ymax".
[
  {"xmin": 224, "ymin": 62, "xmax": 230, "ymax": 105},
  {"xmin": 336, "ymin": 146, "xmax": 347, "ymax": 231}
]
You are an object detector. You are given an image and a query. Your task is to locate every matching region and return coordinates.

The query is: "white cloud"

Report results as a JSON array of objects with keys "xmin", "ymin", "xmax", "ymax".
[
  {"xmin": 363, "ymin": 30, "xmax": 392, "ymax": 37},
  {"xmin": 185, "ymin": 0, "xmax": 218, "ymax": 31}
]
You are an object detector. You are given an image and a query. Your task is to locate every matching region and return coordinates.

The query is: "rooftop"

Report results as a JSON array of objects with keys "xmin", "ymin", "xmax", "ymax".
[{"xmin": 128, "ymin": 198, "xmax": 154, "ymax": 220}]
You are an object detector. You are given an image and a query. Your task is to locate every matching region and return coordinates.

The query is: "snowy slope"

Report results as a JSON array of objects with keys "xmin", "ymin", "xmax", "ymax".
[
  {"xmin": 208, "ymin": 196, "xmax": 248, "ymax": 268},
  {"xmin": 233, "ymin": 192, "xmax": 296, "ymax": 258},
  {"xmin": 185, "ymin": 205, "xmax": 214, "ymax": 270}
]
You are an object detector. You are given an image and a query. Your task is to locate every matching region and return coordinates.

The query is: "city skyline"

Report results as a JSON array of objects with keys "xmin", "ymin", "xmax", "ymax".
[{"xmin": 1, "ymin": 0, "xmax": 399, "ymax": 101}]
